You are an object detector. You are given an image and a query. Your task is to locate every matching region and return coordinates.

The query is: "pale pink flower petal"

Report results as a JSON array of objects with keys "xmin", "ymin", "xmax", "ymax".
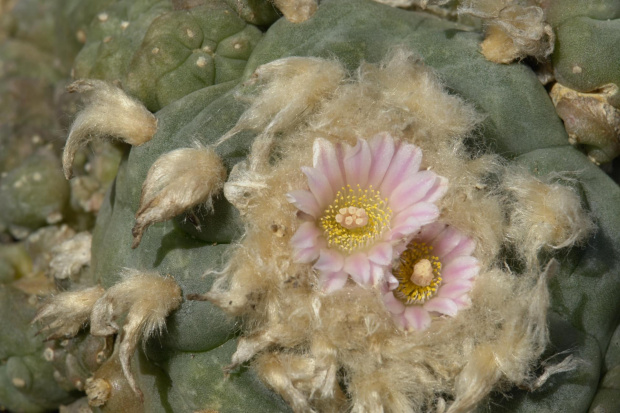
[
  {"xmin": 344, "ymin": 253, "xmax": 371, "ymax": 285},
  {"xmin": 290, "ymin": 222, "xmax": 321, "ymax": 250},
  {"xmin": 441, "ymin": 256, "xmax": 479, "ymax": 282},
  {"xmin": 433, "ymin": 227, "xmax": 463, "ymax": 257},
  {"xmin": 390, "ymin": 171, "xmax": 439, "ymax": 213},
  {"xmin": 368, "ymin": 242, "xmax": 393, "ymax": 266},
  {"xmin": 383, "ymin": 291, "xmax": 405, "ymax": 315},
  {"xmin": 367, "ymin": 132, "xmax": 395, "ymax": 188},
  {"xmin": 417, "ymin": 222, "xmax": 445, "ymax": 243},
  {"xmin": 391, "ymin": 203, "xmax": 439, "ymax": 239},
  {"xmin": 344, "ymin": 139, "xmax": 372, "ymax": 189},
  {"xmin": 386, "ymin": 273, "xmax": 399, "ymax": 290},
  {"xmin": 313, "ymin": 138, "xmax": 344, "ymax": 193},
  {"xmin": 320, "ymin": 271, "xmax": 349, "ymax": 293},
  {"xmin": 441, "ymin": 237, "xmax": 476, "ymax": 262},
  {"xmin": 424, "ymin": 297, "xmax": 458, "ymax": 316},
  {"xmin": 286, "ymin": 190, "xmax": 321, "ymax": 218},
  {"xmin": 379, "ymin": 143, "xmax": 422, "ymax": 195},
  {"xmin": 293, "ymin": 247, "xmax": 320, "ymax": 263},
  {"xmin": 384, "ymin": 223, "xmax": 479, "ymax": 331},
  {"xmin": 438, "ymin": 280, "xmax": 473, "ymax": 298},
  {"xmin": 301, "ymin": 166, "xmax": 333, "ymax": 207},
  {"xmin": 420, "ymin": 175, "xmax": 449, "ymax": 203},
  {"xmin": 315, "ymin": 249, "xmax": 345, "ymax": 273},
  {"xmin": 452, "ymin": 294, "xmax": 472, "ymax": 310},
  {"xmin": 369, "ymin": 262, "xmax": 385, "ymax": 285},
  {"xmin": 404, "ymin": 306, "xmax": 431, "ymax": 331}
]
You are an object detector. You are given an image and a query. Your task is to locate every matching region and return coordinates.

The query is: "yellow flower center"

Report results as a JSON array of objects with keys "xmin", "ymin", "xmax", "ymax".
[
  {"xmin": 319, "ymin": 184, "xmax": 392, "ymax": 252},
  {"xmin": 394, "ymin": 241, "xmax": 442, "ymax": 304}
]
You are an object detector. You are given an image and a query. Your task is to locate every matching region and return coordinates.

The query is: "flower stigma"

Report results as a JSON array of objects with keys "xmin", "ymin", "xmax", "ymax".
[
  {"xmin": 394, "ymin": 241, "xmax": 442, "ymax": 304},
  {"xmin": 319, "ymin": 184, "xmax": 392, "ymax": 252}
]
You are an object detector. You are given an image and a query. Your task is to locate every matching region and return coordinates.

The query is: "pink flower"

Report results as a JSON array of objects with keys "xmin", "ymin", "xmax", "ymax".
[
  {"xmin": 383, "ymin": 223, "xmax": 480, "ymax": 331},
  {"xmin": 287, "ymin": 132, "xmax": 448, "ymax": 292}
]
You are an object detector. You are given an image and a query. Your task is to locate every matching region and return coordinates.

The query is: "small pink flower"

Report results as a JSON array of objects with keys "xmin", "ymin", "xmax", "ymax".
[
  {"xmin": 383, "ymin": 223, "xmax": 480, "ymax": 331},
  {"xmin": 287, "ymin": 132, "xmax": 448, "ymax": 292}
]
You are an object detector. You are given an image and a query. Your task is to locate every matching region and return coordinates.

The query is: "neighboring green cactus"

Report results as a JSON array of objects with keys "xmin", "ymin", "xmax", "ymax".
[
  {"xmin": 72, "ymin": 0, "xmax": 172, "ymax": 83},
  {"xmin": 73, "ymin": 0, "xmax": 265, "ymax": 112},
  {"xmin": 0, "ymin": 285, "xmax": 76, "ymax": 412},
  {"xmin": 553, "ymin": 17, "xmax": 620, "ymax": 108},
  {"xmin": 0, "ymin": 151, "xmax": 70, "ymax": 237},
  {"xmin": 124, "ymin": 1, "xmax": 263, "ymax": 111}
]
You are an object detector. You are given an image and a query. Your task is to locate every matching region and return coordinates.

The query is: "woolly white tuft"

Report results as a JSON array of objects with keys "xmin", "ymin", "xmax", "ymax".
[
  {"xmin": 63, "ymin": 79, "xmax": 157, "ymax": 180},
  {"xmin": 132, "ymin": 145, "xmax": 226, "ymax": 248}
]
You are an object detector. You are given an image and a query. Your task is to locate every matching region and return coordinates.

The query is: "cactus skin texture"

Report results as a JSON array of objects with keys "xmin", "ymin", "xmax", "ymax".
[
  {"xmin": 1, "ymin": 0, "xmax": 620, "ymax": 412},
  {"xmin": 0, "ymin": 285, "xmax": 76, "ymax": 413},
  {"xmin": 73, "ymin": 0, "xmax": 264, "ymax": 112},
  {"xmin": 84, "ymin": 1, "xmax": 620, "ymax": 412}
]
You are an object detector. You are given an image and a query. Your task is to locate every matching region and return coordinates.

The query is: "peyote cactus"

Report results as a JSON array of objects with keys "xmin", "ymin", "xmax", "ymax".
[{"xmin": 1, "ymin": 0, "xmax": 620, "ymax": 412}]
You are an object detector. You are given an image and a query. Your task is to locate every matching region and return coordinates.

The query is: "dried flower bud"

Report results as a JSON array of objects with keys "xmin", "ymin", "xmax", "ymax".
[
  {"xmin": 89, "ymin": 269, "xmax": 182, "ymax": 399},
  {"xmin": 132, "ymin": 146, "xmax": 227, "ymax": 248},
  {"xmin": 550, "ymin": 83, "xmax": 620, "ymax": 164},
  {"xmin": 33, "ymin": 286, "xmax": 105, "ymax": 339},
  {"xmin": 272, "ymin": 0, "xmax": 317, "ymax": 23},
  {"xmin": 459, "ymin": 1, "xmax": 554, "ymax": 64},
  {"xmin": 63, "ymin": 79, "xmax": 157, "ymax": 179}
]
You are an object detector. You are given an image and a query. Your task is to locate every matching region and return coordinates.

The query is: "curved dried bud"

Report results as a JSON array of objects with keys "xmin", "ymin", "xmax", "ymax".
[
  {"xmin": 459, "ymin": 2, "xmax": 554, "ymax": 63},
  {"xmin": 272, "ymin": 0, "xmax": 317, "ymax": 23},
  {"xmin": 90, "ymin": 269, "xmax": 182, "ymax": 399},
  {"xmin": 131, "ymin": 146, "xmax": 227, "ymax": 248},
  {"xmin": 49, "ymin": 232, "xmax": 92, "ymax": 280},
  {"xmin": 63, "ymin": 79, "xmax": 157, "ymax": 179},
  {"xmin": 33, "ymin": 286, "xmax": 105, "ymax": 340},
  {"xmin": 550, "ymin": 83, "xmax": 620, "ymax": 164}
]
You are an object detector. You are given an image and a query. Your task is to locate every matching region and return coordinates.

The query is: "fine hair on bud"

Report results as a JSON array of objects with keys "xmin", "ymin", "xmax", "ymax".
[
  {"xmin": 63, "ymin": 79, "xmax": 157, "ymax": 179},
  {"xmin": 503, "ymin": 168, "xmax": 595, "ymax": 269},
  {"xmin": 217, "ymin": 57, "xmax": 345, "ymax": 150},
  {"xmin": 132, "ymin": 144, "xmax": 227, "ymax": 248},
  {"xmin": 89, "ymin": 269, "xmax": 182, "ymax": 399},
  {"xmin": 33, "ymin": 286, "xmax": 105, "ymax": 340}
]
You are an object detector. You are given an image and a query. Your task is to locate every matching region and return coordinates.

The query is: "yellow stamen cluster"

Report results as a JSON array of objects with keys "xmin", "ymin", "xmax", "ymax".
[
  {"xmin": 394, "ymin": 241, "xmax": 442, "ymax": 304},
  {"xmin": 319, "ymin": 184, "xmax": 391, "ymax": 252}
]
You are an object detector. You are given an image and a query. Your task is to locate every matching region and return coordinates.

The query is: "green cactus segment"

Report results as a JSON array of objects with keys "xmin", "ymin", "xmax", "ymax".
[
  {"xmin": 0, "ymin": 40, "xmax": 63, "ymax": 82},
  {"xmin": 0, "ymin": 243, "xmax": 31, "ymax": 284},
  {"xmin": 245, "ymin": 0, "xmax": 569, "ymax": 159},
  {"xmin": 0, "ymin": 151, "xmax": 69, "ymax": 233},
  {"xmin": 553, "ymin": 17, "xmax": 620, "ymax": 108},
  {"xmin": 546, "ymin": 0, "xmax": 620, "ymax": 28},
  {"xmin": 124, "ymin": 1, "xmax": 262, "ymax": 111},
  {"xmin": 139, "ymin": 340, "xmax": 289, "ymax": 412},
  {"xmin": 51, "ymin": 0, "xmax": 118, "ymax": 68},
  {"xmin": 72, "ymin": 0, "xmax": 173, "ymax": 83},
  {"xmin": 0, "ymin": 0, "xmax": 58, "ymax": 55},
  {"xmin": 222, "ymin": 0, "xmax": 281, "ymax": 25},
  {"xmin": 588, "ymin": 321, "xmax": 620, "ymax": 412},
  {"xmin": 0, "ymin": 285, "xmax": 75, "ymax": 412},
  {"xmin": 491, "ymin": 146, "xmax": 620, "ymax": 411}
]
